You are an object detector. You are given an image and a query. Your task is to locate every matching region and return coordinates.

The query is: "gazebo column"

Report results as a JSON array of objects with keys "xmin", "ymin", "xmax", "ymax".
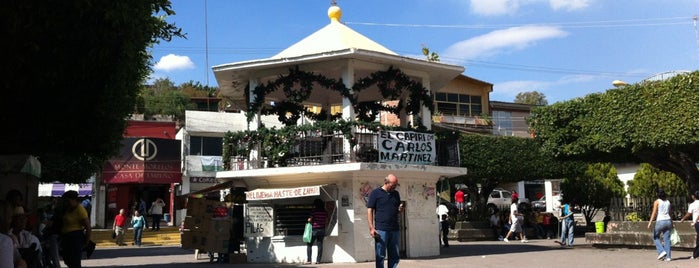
[
  {"xmin": 421, "ymin": 76, "xmax": 432, "ymax": 130},
  {"xmin": 248, "ymin": 78, "xmax": 263, "ymax": 168},
  {"xmin": 341, "ymin": 63, "xmax": 355, "ymax": 162}
]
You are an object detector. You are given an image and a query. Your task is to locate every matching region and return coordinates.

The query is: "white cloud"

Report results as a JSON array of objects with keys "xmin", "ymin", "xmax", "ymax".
[
  {"xmin": 470, "ymin": 0, "xmax": 520, "ymax": 16},
  {"xmin": 549, "ymin": 0, "xmax": 591, "ymax": 11},
  {"xmin": 442, "ymin": 25, "xmax": 568, "ymax": 62},
  {"xmin": 154, "ymin": 54, "xmax": 195, "ymax": 72}
]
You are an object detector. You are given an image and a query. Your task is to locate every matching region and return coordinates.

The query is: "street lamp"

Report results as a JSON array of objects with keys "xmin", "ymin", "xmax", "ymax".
[{"xmin": 612, "ymin": 80, "xmax": 629, "ymax": 87}]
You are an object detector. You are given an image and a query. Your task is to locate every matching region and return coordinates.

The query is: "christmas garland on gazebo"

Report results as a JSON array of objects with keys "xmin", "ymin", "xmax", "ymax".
[{"xmin": 246, "ymin": 66, "xmax": 434, "ymax": 128}]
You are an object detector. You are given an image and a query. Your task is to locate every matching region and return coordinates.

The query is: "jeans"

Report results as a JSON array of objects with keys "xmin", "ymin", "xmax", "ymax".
[
  {"xmin": 653, "ymin": 219, "xmax": 672, "ymax": 259},
  {"xmin": 560, "ymin": 219, "xmax": 574, "ymax": 246},
  {"xmin": 375, "ymin": 230, "xmax": 400, "ymax": 268},
  {"xmin": 61, "ymin": 230, "xmax": 86, "ymax": 268},
  {"xmin": 133, "ymin": 227, "xmax": 143, "ymax": 246},
  {"xmin": 306, "ymin": 228, "xmax": 325, "ymax": 263}
]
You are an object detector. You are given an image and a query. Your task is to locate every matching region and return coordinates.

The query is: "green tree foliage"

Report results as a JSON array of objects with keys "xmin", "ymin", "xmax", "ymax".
[
  {"xmin": 514, "ymin": 91, "xmax": 548, "ymax": 106},
  {"xmin": 139, "ymin": 78, "xmax": 197, "ymax": 122},
  {"xmin": 529, "ymin": 71, "xmax": 699, "ymax": 191},
  {"xmin": 454, "ymin": 134, "xmax": 584, "ymax": 219},
  {"xmin": 1, "ymin": 1, "xmax": 183, "ymax": 183},
  {"xmin": 421, "ymin": 45, "xmax": 440, "ymax": 62},
  {"xmin": 627, "ymin": 163, "xmax": 687, "ymax": 198},
  {"xmin": 560, "ymin": 163, "xmax": 625, "ymax": 225}
]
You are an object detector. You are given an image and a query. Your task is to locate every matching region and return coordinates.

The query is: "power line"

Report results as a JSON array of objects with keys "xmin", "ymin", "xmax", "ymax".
[{"xmin": 345, "ymin": 16, "xmax": 694, "ymax": 30}]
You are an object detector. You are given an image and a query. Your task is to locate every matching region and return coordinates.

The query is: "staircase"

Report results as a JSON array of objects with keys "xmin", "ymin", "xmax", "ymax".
[{"xmin": 92, "ymin": 227, "xmax": 181, "ymax": 247}]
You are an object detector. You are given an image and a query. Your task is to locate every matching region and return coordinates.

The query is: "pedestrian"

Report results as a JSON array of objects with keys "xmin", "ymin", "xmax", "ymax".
[
  {"xmin": 60, "ymin": 190, "xmax": 92, "ymax": 268},
  {"xmin": 1, "ymin": 200, "xmax": 26, "ymax": 268},
  {"xmin": 149, "ymin": 198, "xmax": 166, "ymax": 231},
  {"xmin": 440, "ymin": 214, "xmax": 450, "ymax": 247},
  {"xmin": 80, "ymin": 196, "xmax": 92, "ymax": 218},
  {"xmin": 489, "ymin": 208, "xmax": 503, "ymax": 240},
  {"xmin": 503, "ymin": 197, "xmax": 527, "ymax": 243},
  {"xmin": 113, "ymin": 209, "xmax": 127, "ymax": 246},
  {"xmin": 138, "ymin": 198, "xmax": 147, "ymax": 216},
  {"xmin": 556, "ymin": 199, "xmax": 575, "ymax": 247},
  {"xmin": 602, "ymin": 210, "xmax": 612, "ymax": 232},
  {"xmin": 680, "ymin": 190, "xmax": 699, "ymax": 259},
  {"xmin": 367, "ymin": 173, "xmax": 403, "ymax": 268},
  {"xmin": 454, "ymin": 188, "xmax": 465, "ymax": 215},
  {"xmin": 130, "ymin": 210, "xmax": 146, "ymax": 246},
  {"xmin": 306, "ymin": 198, "xmax": 328, "ymax": 264},
  {"xmin": 435, "ymin": 203, "xmax": 448, "ymax": 220},
  {"xmin": 648, "ymin": 189, "xmax": 673, "ymax": 262},
  {"xmin": 6, "ymin": 189, "xmax": 25, "ymax": 215}
]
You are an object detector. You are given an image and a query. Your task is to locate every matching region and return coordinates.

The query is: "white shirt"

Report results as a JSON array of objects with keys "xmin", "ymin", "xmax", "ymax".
[
  {"xmin": 0, "ymin": 233, "xmax": 19, "ymax": 268},
  {"xmin": 656, "ymin": 199, "xmax": 671, "ymax": 221},
  {"xmin": 436, "ymin": 205, "xmax": 449, "ymax": 217},
  {"xmin": 688, "ymin": 200, "xmax": 699, "ymax": 223},
  {"xmin": 510, "ymin": 203, "xmax": 519, "ymax": 222}
]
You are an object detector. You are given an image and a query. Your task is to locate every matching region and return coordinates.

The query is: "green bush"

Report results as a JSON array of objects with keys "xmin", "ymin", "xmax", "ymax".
[{"xmin": 625, "ymin": 212, "xmax": 646, "ymax": 222}]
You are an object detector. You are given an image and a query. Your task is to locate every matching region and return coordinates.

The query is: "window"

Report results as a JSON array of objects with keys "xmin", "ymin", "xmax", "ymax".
[
  {"xmin": 189, "ymin": 136, "xmax": 223, "ymax": 156},
  {"xmin": 492, "ymin": 111, "xmax": 513, "ymax": 136},
  {"xmin": 434, "ymin": 93, "xmax": 482, "ymax": 117}
]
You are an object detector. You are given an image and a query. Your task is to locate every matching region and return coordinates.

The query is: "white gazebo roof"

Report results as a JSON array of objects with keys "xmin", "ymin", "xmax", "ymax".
[
  {"xmin": 271, "ymin": 5, "xmax": 397, "ymax": 59},
  {"xmin": 213, "ymin": 4, "xmax": 465, "ymax": 110}
]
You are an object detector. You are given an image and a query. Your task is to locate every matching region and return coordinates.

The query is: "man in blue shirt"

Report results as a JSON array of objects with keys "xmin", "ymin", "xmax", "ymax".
[{"xmin": 367, "ymin": 174, "xmax": 404, "ymax": 268}]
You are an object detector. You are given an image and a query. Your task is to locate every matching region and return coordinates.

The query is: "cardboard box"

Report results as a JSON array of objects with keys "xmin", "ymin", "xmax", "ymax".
[{"xmin": 181, "ymin": 230, "xmax": 208, "ymax": 249}]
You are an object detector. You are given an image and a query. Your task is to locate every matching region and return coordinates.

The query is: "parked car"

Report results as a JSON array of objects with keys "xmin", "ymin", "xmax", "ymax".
[{"xmin": 487, "ymin": 188, "xmax": 530, "ymax": 214}]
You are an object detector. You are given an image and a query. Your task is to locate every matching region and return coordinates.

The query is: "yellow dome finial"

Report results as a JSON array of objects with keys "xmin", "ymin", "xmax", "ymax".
[{"xmin": 328, "ymin": 1, "xmax": 342, "ymax": 23}]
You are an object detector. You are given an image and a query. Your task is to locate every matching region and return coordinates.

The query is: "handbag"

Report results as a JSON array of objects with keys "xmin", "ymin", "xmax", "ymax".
[
  {"xmin": 670, "ymin": 228, "xmax": 681, "ymax": 246},
  {"xmin": 303, "ymin": 223, "xmax": 313, "ymax": 243},
  {"xmin": 111, "ymin": 231, "xmax": 117, "ymax": 239}
]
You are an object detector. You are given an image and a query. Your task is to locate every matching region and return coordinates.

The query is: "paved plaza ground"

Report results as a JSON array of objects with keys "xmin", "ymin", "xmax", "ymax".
[{"xmin": 81, "ymin": 239, "xmax": 698, "ymax": 268}]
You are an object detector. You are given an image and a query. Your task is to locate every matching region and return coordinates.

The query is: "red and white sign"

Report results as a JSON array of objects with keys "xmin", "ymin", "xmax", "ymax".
[{"xmin": 245, "ymin": 186, "xmax": 321, "ymax": 201}]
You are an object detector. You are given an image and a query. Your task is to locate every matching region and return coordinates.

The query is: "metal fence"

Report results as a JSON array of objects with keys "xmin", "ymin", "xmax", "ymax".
[{"xmin": 608, "ymin": 196, "xmax": 689, "ymax": 222}]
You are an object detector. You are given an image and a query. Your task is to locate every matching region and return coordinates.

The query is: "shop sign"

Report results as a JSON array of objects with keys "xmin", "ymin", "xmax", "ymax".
[
  {"xmin": 245, "ymin": 186, "xmax": 320, "ymax": 201},
  {"xmin": 190, "ymin": 177, "xmax": 216, "ymax": 183},
  {"xmin": 378, "ymin": 130, "xmax": 435, "ymax": 165}
]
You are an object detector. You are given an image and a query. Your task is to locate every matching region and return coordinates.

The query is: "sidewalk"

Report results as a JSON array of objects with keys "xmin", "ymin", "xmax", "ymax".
[{"xmin": 82, "ymin": 239, "xmax": 697, "ymax": 268}]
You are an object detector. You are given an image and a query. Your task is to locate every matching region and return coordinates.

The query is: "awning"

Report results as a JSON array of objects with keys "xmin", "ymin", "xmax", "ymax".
[{"xmin": 39, "ymin": 183, "xmax": 93, "ymax": 197}]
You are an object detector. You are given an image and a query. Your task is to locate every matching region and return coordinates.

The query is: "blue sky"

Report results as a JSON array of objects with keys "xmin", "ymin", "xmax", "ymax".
[{"xmin": 151, "ymin": 0, "xmax": 699, "ymax": 104}]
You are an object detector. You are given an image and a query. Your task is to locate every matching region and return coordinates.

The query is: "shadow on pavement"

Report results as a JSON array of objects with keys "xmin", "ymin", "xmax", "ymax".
[{"xmin": 425, "ymin": 241, "xmax": 574, "ymax": 259}]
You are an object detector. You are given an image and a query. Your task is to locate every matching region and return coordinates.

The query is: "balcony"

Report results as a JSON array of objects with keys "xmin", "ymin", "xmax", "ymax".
[{"xmin": 223, "ymin": 123, "xmax": 461, "ymax": 171}]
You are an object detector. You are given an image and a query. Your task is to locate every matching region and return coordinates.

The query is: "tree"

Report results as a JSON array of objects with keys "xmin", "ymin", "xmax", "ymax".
[
  {"xmin": 627, "ymin": 163, "xmax": 687, "ymax": 198},
  {"xmin": 421, "ymin": 45, "xmax": 440, "ymax": 62},
  {"xmin": 1, "ymin": 1, "xmax": 183, "ymax": 183},
  {"xmin": 453, "ymin": 134, "xmax": 584, "ymax": 219},
  {"xmin": 529, "ymin": 71, "xmax": 699, "ymax": 191},
  {"xmin": 560, "ymin": 163, "xmax": 625, "ymax": 225},
  {"xmin": 514, "ymin": 91, "xmax": 548, "ymax": 106}
]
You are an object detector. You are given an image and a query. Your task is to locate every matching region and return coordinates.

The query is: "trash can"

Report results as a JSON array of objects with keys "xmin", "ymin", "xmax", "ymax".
[
  {"xmin": 163, "ymin": 213, "xmax": 171, "ymax": 223},
  {"xmin": 595, "ymin": 221, "xmax": 605, "ymax": 233}
]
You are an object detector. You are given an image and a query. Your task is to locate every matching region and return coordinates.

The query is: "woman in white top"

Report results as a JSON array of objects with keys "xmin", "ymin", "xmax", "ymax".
[
  {"xmin": 647, "ymin": 189, "xmax": 673, "ymax": 262},
  {"xmin": 680, "ymin": 190, "xmax": 699, "ymax": 259}
]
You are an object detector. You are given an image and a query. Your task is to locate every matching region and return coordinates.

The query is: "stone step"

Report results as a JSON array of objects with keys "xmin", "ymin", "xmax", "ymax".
[
  {"xmin": 92, "ymin": 227, "xmax": 181, "ymax": 247},
  {"xmin": 585, "ymin": 232, "xmax": 695, "ymax": 249}
]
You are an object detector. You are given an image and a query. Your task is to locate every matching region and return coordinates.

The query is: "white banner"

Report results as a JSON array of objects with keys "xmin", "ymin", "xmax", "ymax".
[
  {"xmin": 378, "ymin": 130, "xmax": 436, "ymax": 165},
  {"xmin": 245, "ymin": 185, "xmax": 321, "ymax": 201}
]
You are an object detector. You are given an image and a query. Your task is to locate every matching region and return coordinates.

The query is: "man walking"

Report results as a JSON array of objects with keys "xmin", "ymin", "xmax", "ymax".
[
  {"xmin": 556, "ymin": 200, "xmax": 575, "ymax": 247},
  {"xmin": 367, "ymin": 174, "xmax": 403, "ymax": 268}
]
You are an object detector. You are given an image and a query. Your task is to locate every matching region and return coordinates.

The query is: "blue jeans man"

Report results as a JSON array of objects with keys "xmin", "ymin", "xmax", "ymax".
[
  {"xmin": 560, "ymin": 218, "xmax": 574, "ymax": 246},
  {"xmin": 375, "ymin": 229, "xmax": 400, "ymax": 268}
]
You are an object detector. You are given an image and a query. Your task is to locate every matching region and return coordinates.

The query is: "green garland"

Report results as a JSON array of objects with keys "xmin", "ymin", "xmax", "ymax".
[{"xmin": 246, "ymin": 66, "xmax": 434, "ymax": 128}]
